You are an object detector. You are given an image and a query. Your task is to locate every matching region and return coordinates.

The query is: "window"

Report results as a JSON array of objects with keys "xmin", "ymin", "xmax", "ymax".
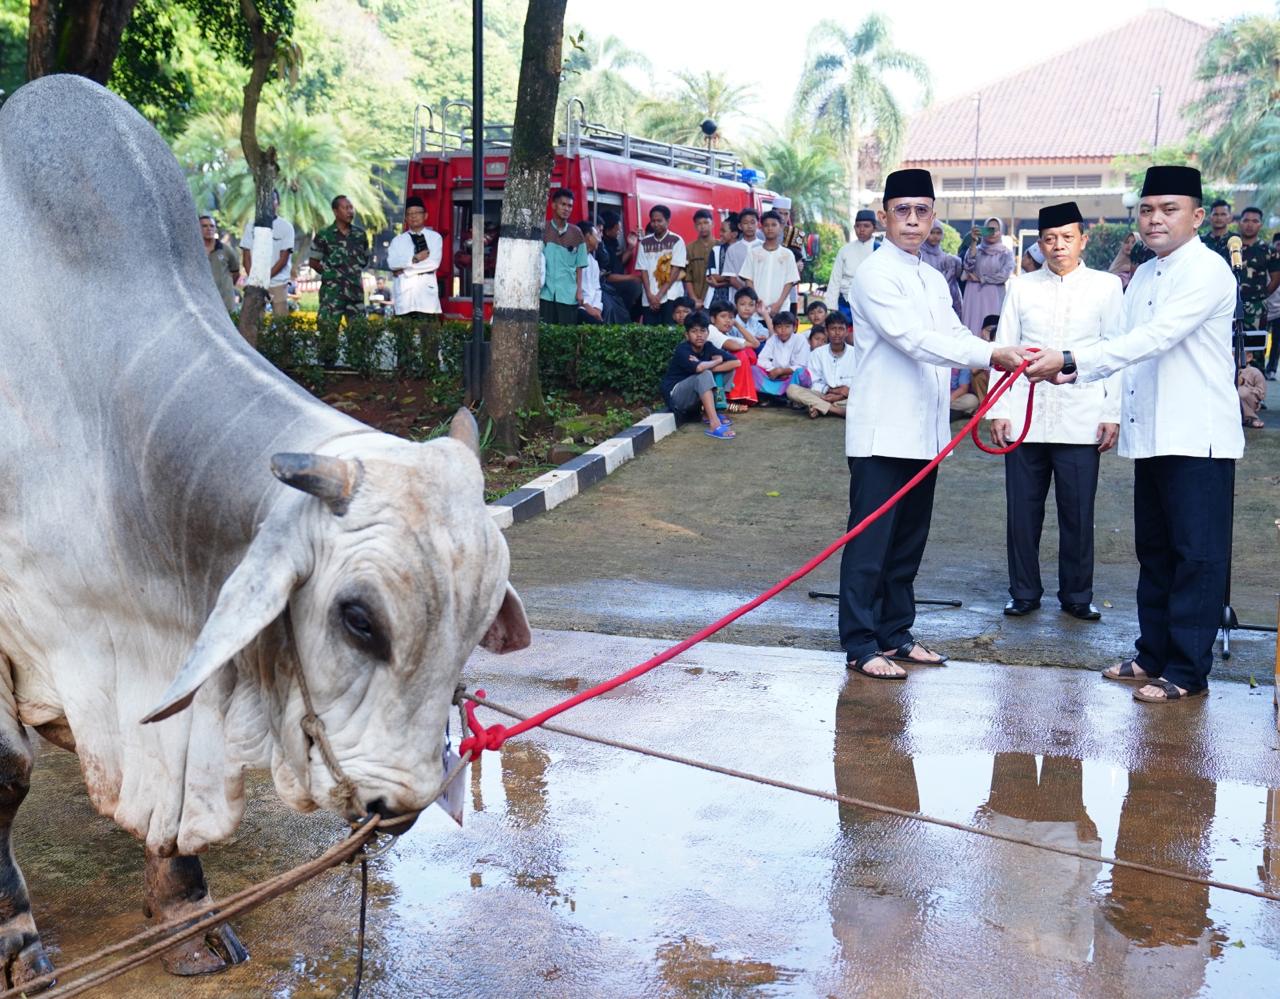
[
  {"xmin": 941, "ymin": 176, "xmax": 1007, "ymax": 191},
  {"xmin": 1027, "ymin": 174, "xmax": 1104, "ymax": 190}
]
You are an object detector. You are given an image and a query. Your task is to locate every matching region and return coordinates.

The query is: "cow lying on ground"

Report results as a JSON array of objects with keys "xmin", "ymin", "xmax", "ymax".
[{"xmin": 0, "ymin": 75, "xmax": 530, "ymax": 987}]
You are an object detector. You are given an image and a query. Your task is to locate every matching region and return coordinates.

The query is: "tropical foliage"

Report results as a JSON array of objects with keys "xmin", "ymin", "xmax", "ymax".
[
  {"xmin": 792, "ymin": 14, "xmax": 931, "ymax": 222},
  {"xmin": 747, "ymin": 137, "xmax": 847, "ymax": 227},
  {"xmin": 562, "ymin": 29, "xmax": 649, "ymax": 133},
  {"xmin": 175, "ymin": 95, "xmax": 388, "ymax": 233},
  {"xmin": 636, "ymin": 70, "xmax": 755, "ymax": 148}
]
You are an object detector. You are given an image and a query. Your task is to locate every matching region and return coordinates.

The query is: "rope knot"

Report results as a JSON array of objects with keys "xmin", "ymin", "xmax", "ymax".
[{"xmin": 459, "ymin": 690, "xmax": 509, "ymax": 758}]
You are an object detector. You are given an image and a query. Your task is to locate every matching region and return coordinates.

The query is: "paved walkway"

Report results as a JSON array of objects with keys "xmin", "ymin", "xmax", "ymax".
[{"xmin": 506, "ymin": 403, "xmax": 1279, "ymax": 685}]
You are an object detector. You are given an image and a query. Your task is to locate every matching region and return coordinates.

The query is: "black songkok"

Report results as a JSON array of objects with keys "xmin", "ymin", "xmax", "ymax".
[
  {"xmin": 855, "ymin": 209, "xmax": 877, "ymax": 224},
  {"xmin": 882, "ymin": 169, "xmax": 935, "ymax": 202},
  {"xmin": 405, "ymin": 195, "xmax": 425, "ymax": 211},
  {"xmin": 1037, "ymin": 201, "xmax": 1083, "ymax": 231},
  {"xmin": 1139, "ymin": 166, "xmax": 1202, "ymax": 201}
]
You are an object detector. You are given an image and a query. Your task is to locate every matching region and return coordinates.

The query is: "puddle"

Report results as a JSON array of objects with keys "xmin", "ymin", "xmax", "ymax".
[{"xmin": 13, "ymin": 630, "xmax": 1280, "ymax": 996}]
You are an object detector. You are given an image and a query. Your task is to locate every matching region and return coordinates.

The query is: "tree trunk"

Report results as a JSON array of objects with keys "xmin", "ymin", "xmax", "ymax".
[
  {"xmin": 236, "ymin": 0, "xmax": 279, "ymax": 348},
  {"xmin": 845, "ymin": 128, "xmax": 861, "ymax": 226},
  {"xmin": 484, "ymin": 0, "xmax": 566, "ymax": 454},
  {"xmin": 27, "ymin": 0, "xmax": 140, "ymax": 83}
]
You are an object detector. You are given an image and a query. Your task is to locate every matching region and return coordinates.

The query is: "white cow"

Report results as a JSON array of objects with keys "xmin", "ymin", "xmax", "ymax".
[{"xmin": 0, "ymin": 75, "xmax": 529, "ymax": 985}]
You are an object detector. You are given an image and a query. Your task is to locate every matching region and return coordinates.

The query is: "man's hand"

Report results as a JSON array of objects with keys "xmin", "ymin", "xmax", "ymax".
[
  {"xmin": 1023, "ymin": 349, "xmax": 1079, "ymax": 383},
  {"xmin": 768, "ymin": 367, "xmax": 792, "ymax": 380},
  {"xmin": 990, "ymin": 345, "xmax": 1026, "ymax": 372},
  {"xmin": 989, "ymin": 419, "xmax": 1013, "ymax": 448},
  {"xmin": 1096, "ymin": 422, "xmax": 1119, "ymax": 453}
]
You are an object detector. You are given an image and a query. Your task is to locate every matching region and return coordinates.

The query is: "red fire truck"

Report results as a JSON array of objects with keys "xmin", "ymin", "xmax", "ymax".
[{"xmin": 404, "ymin": 100, "xmax": 780, "ymax": 319}]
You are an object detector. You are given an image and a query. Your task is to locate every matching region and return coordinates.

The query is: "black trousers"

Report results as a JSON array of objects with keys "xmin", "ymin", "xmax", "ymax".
[
  {"xmin": 1132, "ymin": 456, "xmax": 1233, "ymax": 692},
  {"xmin": 1267, "ymin": 316, "xmax": 1280, "ymax": 375},
  {"xmin": 1004, "ymin": 442, "xmax": 1100, "ymax": 605},
  {"xmin": 643, "ymin": 299, "xmax": 677, "ymax": 325},
  {"xmin": 539, "ymin": 299, "xmax": 578, "ymax": 325},
  {"xmin": 838, "ymin": 456, "xmax": 937, "ymax": 659}
]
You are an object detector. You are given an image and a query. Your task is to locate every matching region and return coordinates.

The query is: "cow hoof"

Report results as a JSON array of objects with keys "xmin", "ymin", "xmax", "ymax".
[
  {"xmin": 6, "ymin": 939, "xmax": 55, "ymax": 992},
  {"xmin": 161, "ymin": 923, "xmax": 249, "ymax": 976}
]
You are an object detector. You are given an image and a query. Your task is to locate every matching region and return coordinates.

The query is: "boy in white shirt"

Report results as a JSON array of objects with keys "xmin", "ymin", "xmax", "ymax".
[
  {"xmin": 731, "ymin": 287, "xmax": 768, "ymax": 347},
  {"xmin": 707, "ymin": 302, "xmax": 760, "ymax": 408},
  {"xmin": 739, "ymin": 210, "xmax": 800, "ymax": 317},
  {"xmin": 752, "ymin": 311, "xmax": 810, "ymax": 402},
  {"xmin": 787, "ymin": 312, "xmax": 856, "ymax": 418}
]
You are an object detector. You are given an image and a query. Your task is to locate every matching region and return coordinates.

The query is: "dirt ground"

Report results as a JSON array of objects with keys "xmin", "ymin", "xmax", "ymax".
[{"xmin": 505, "ymin": 402, "xmax": 1280, "ymax": 686}]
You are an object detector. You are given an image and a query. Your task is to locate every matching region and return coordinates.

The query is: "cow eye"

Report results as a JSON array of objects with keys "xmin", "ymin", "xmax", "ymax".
[{"xmin": 342, "ymin": 602, "xmax": 373, "ymax": 642}]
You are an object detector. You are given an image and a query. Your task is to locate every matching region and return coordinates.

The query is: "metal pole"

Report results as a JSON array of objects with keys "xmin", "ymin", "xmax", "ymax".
[
  {"xmin": 467, "ymin": 0, "xmax": 486, "ymax": 405},
  {"xmin": 970, "ymin": 94, "xmax": 981, "ymax": 229}
]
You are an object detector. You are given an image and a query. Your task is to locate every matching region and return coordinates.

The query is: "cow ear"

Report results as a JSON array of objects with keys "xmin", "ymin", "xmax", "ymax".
[
  {"xmin": 448, "ymin": 407, "xmax": 480, "ymax": 456},
  {"xmin": 272, "ymin": 453, "xmax": 363, "ymax": 516},
  {"xmin": 141, "ymin": 529, "xmax": 302, "ymax": 724},
  {"xmin": 480, "ymin": 583, "xmax": 531, "ymax": 654}
]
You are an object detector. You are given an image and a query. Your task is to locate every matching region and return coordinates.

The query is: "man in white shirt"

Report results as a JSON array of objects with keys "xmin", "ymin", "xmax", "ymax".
[
  {"xmin": 841, "ymin": 169, "xmax": 1024, "ymax": 679},
  {"xmin": 240, "ymin": 189, "xmax": 295, "ymax": 321},
  {"xmin": 386, "ymin": 195, "xmax": 443, "ymax": 317},
  {"xmin": 1027, "ymin": 165, "xmax": 1243, "ymax": 704},
  {"xmin": 576, "ymin": 219, "xmax": 605, "ymax": 323},
  {"xmin": 988, "ymin": 202, "xmax": 1124, "ymax": 622},
  {"xmin": 786, "ymin": 311, "xmax": 855, "ymax": 417},
  {"xmin": 739, "ymin": 210, "xmax": 800, "ymax": 317},
  {"xmin": 826, "ymin": 209, "xmax": 878, "ymax": 321}
]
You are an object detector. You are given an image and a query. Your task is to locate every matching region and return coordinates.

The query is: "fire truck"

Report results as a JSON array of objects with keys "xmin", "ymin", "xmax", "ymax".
[{"xmin": 404, "ymin": 100, "xmax": 780, "ymax": 319}]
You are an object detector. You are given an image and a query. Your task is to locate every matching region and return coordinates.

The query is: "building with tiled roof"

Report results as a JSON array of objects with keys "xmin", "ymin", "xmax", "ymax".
[{"xmin": 897, "ymin": 9, "xmax": 1213, "ymax": 234}]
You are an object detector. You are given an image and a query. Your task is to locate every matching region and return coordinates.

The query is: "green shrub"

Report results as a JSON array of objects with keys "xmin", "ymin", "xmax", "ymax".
[
  {"xmin": 1083, "ymin": 222, "xmax": 1134, "ymax": 271},
  {"xmin": 810, "ymin": 221, "xmax": 846, "ymax": 286},
  {"xmin": 539, "ymin": 324, "xmax": 682, "ymax": 402}
]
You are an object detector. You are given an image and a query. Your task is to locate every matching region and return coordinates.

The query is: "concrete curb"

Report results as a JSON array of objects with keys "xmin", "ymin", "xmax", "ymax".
[{"xmin": 487, "ymin": 412, "xmax": 677, "ymax": 529}]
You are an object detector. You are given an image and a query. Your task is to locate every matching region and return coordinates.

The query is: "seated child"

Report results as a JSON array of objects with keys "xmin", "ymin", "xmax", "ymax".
[
  {"xmin": 752, "ymin": 311, "xmax": 811, "ymax": 402},
  {"xmin": 671, "ymin": 296, "xmax": 697, "ymax": 329},
  {"xmin": 707, "ymin": 301, "xmax": 759, "ymax": 408},
  {"xmin": 660, "ymin": 311, "xmax": 740, "ymax": 440},
  {"xmin": 1240, "ymin": 352, "xmax": 1267, "ymax": 429},
  {"xmin": 805, "ymin": 299, "xmax": 828, "ymax": 329},
  {"xmin": 732, "ymin": 287, "xmax": 769, "ymax": 348},
  {"xmin": 807, "ymin": 326, "xmax": 827, "ymax": 351},
  {"xmin": 786, "ymin": 312, "xmax": 854, "ymax": 418}
]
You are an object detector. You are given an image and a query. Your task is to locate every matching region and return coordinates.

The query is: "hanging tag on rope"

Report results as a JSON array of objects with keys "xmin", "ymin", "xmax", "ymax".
[{"xmin": 433, "ymin": 724, "xmax": 467, "ymax": 826}]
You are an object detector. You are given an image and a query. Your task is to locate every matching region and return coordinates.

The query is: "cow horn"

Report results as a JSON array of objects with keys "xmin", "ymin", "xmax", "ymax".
[
  {"xmin": 448, "ymin": 407, "xmax": 480, "ymax": 456},
  {"xmin": 271, "ymin": 453, "xmax": 363, "ymax": 515}
]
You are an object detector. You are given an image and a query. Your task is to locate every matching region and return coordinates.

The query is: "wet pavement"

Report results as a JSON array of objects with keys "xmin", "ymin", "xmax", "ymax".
[
  {"xmin": 20, "ymin": 629, "xmax": 1280, "ymax": 997},
  {"xmin": 505, "ymin": 405, "xmax": 1280, "ymax": 685}
]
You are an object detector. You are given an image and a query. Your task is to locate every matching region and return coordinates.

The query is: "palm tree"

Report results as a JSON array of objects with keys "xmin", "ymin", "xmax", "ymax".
[
  {"xmin": 1188, "ymin": 13, "xmax": 1280, "ymax": 181},
  {"xmin": 174, "ymin": 94, "xmax": 388, "ymax": 235},
  {"xmin": 748, "ymin": 136, "xmax": 848, "ymax": 227},
  {"xmin": 792, "ymin": 14, "xmax": 931, "ymax": 224},
  {"xmin": 636, "ymin": 70, "xmax": 755, "ymax": 147},
  {"xmin": 561, "ymin": 30, "xmax": 650, "ymax": 131},
  {"xmin": 1237, "ymin": 115, "xmax": 1280, "ymax": 216}
]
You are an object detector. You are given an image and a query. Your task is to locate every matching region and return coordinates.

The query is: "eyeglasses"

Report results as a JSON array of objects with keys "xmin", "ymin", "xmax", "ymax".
[{"xmin": 890, "ymin": 203, "xmax": 934, "ymax": 220}]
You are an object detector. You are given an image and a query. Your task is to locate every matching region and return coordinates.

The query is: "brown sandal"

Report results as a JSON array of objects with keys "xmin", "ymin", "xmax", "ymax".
[
  {"xmin": 882, "ymin": 641, "xmax": 948, "ymax": 666},
  {"xmin": 1133, "ymin": 678, "xmax": 1207, "ymax": 703},
  {"xmin": 848, "ymin": 652, "xmax": 907, "ymax": 680},
  {"xmin": 1101, "ymin": 658, "xmax": 1150, "ymax": 683}
]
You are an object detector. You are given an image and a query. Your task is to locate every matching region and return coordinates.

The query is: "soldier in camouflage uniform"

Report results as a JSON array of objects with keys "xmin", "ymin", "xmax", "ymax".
[
  {"xmin": 309, "ymin": 195, "xmax": 371, "ymax": 321},
  {"xmin": 1236, "ymin": 206, "xmax": 1280, "ymax": 335},
  {"xmin": 1199, "ymin": 198, "xmax": 1236, "ymax": 264}
]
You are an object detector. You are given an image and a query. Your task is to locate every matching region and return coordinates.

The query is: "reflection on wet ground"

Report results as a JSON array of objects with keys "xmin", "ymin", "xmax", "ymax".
[{"xmin": 18, "ymin": 629, "xmax": 1280, "ymax": 996}]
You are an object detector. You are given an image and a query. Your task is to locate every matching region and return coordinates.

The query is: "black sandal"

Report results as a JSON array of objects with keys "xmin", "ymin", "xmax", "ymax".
[
  {"xmin": 1133, "ymin": 678, "xmax": 1208, "ymax": 703},
  {"xmin": 883, "ymin": 641, "xmax": 948, "ymax": 666},
  {"xmin": 847, "ymin": 652, "xmax": 907, "ymax": 680},
  {"xmin": 1101, "ymin": 658, "xmax": 1150, "ymax": 683}
]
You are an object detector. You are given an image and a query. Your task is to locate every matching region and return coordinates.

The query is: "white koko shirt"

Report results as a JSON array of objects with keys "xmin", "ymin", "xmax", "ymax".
[
  {"xmin": 848, "ymin": 240, "xmax": 993, "ymax": 459},
  {"xmin": 755, "ymin": 331, "xmax": 810, "ymax": 372},
  {"xmin": 387, "ymin": 227, "xmax": 443, "ymax": 315},
  {"xmin": 825, "ymin": 238, "xmax": 876, "ymax": 306},
  {"xmin": 1073, "ymin": 237, "xmax": 1243, "ymax": 460},
  {"xmin": 739, "ymin": 243, "xmax": 800, "ymax": 309},
  {"xmin": 806, "ymin": 342, "xmax": 857, "ymax": 394},
  {"xmin": 988, "ymin": 263, "xmax": 1124, "ymax": 444}
]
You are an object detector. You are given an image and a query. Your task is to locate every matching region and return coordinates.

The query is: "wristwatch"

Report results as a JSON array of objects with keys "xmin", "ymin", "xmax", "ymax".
[{"xmin": 1060, "ymin": 350, "xmax": 1077, "ymax": 376}]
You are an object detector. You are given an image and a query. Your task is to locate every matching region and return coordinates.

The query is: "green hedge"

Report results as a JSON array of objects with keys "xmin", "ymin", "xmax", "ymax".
[{"xmin": 256, "ymin": 314, "xmax": 676, "ymax": 403}]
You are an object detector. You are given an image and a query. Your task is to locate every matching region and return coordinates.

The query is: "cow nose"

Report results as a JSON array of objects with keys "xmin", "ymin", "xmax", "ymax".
[{"xmin": 365, "ymin": 798, "xmax": 420, "ymax": 836}]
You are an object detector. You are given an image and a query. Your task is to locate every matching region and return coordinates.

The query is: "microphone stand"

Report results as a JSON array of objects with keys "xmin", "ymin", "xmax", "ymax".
[{"xmin": 1220, "ymin": 255, "xmax": 1277, "ymax": 658}]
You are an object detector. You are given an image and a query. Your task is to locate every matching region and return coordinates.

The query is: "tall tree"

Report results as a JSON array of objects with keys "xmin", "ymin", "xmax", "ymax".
[
  {"xmin": 485, "ymin": 0, "xmax": 567, "ymax": 454},
  {"xmin": 636, "ymin": 70, "xmax": 754, "ymax": 147},
  {"xmin": 1187, "ymin": 13, "xmax": 1280, "ymax": 182},
  {"xmin": 791, "ymin": 14, "xmax": 931, "ymax": 224},
  {"xmin": 748, "ymin": 136, "xmax": 848, "ymax": 227},
  {"xmin": 561, "ymin": 29, "xmax": 649, "ymax": 131},
  {"xmin": 26, "ymin": 0, "xmax": 139, "ymax": 82}
]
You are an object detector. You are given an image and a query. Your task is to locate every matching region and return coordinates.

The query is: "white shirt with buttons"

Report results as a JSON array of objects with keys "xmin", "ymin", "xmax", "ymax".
[
  {"xmin": 989, "ymin": 263, "xmax": 1124, "ymax": 444},
  {"xmin": 1073, "ymin": 237, "xmax": 1243, "ymax": 460},
  {"xmin": 848, "ymin": 240, "xmax": 993, "ymax": 460}
]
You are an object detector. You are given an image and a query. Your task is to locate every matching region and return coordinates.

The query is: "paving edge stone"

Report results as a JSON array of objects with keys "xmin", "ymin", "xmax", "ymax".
[{"xmin": 486, "ymin": 412, "xmax": 677, "ymax": 530}]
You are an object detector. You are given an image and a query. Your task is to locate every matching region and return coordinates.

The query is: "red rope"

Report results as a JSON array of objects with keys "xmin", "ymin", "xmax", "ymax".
[{"xmin": 461, "ymin": 353, "xmax": 1039, "ymax": 758}]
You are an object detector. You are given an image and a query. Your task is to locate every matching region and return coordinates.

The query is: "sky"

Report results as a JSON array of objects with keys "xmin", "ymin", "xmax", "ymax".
[{"xmin": 561, "ymin": 0, "xmax": 1275, "ymax": 137}]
